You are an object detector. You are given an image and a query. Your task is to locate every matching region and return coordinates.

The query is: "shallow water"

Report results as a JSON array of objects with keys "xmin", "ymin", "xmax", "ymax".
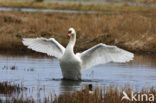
[
  {"xmin": 0, "ymin": 7, "xmax": 99, "ymax": 14},
  {"xmin": 45, "ymin": 0, "xmax": 155, "ymax": 6},
  {"xmin": 0, "ymin": 54, "xmax": 156, "ymax": 99},
  {"xmin": 5, "ymin": 0, "xmax": 156, "ymax": 6},
  {"xmin": 0, "ymin": 0, "xmax": 155, "ymax": 14}
]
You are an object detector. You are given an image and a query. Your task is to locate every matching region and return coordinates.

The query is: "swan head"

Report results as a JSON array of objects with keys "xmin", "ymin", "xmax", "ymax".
[{"xmin": 68, "ymin": 28, "xmax": 76, "ymax": 37}]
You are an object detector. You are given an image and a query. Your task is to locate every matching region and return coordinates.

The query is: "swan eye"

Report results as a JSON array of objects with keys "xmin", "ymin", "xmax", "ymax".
[{"xmin": 68, "ymin": 31, "xmax": 72, "ymax": 34}]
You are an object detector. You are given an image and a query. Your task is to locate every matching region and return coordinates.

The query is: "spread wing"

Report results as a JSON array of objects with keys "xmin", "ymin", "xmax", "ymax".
[
  {"xmin": 22, "ymin": 38, "xmax": 65, "ymax": 59},
  {"xmin": 77, "ymin": 43, "xmax": 134, "ymax": 70}
]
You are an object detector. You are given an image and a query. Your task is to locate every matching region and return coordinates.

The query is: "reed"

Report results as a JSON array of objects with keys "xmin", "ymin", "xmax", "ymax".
[
  {"xmin": 53, "ymin": 86, "xmax": 156, "ymax": 103},
  {"xmin": 0, "ymin": 82, "xmax": 156, "ymax": 103},
  {"xmin": 0, "ymin": 11, "xmax": 155, "ymax": 54},
  {"xmin": 0, "ymin": 82, "xmax": 22, "ymax": 94},
  {"xmin": 0, "ymin": 1, "xmax": 155, "ymax": 14}
]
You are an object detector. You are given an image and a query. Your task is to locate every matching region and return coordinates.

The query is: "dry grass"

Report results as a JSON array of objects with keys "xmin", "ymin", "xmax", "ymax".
[
  {"xmin": 0, "ymin": 82, "xmax": 22, "ymax": 94},
  {"xmin": 0, "ymin": 1, "xmax": 155, "ymax": 14},
  {"xmin": 53, "ymin": 86, "xmax": 156, "ymax": 103},
  {"xmin": 0, "ymin": 11, "xmax": 155, "ymax": 54},
  {"xmin": 0, "ymin": 83, "xmax": 156, "ymax": 103},
  {"xmin": 105, "ymin": 0, "xmax": 156, "ymax": 3}
]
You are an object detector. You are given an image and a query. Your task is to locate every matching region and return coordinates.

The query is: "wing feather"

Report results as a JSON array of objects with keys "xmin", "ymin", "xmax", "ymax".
[
  {"xmin": 22, "ymin": 38, "xmax": 65, "ymax": 59},
  {"xmin": 77, "ymin": 43, "xmax": 134, "ymax": 70}
]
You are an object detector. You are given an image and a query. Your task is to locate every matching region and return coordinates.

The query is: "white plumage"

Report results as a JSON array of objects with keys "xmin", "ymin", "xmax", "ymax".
[
  {"xmin": 23, "ymin": 38, "xmax": 65, "ymax": 59},
  {"xmin": 22, "ymin": 28, "xmax": 134, "ymax": 80},
  {"xmin": 77, "ymin": 43, "xmax": 134, "ymax": 70}
]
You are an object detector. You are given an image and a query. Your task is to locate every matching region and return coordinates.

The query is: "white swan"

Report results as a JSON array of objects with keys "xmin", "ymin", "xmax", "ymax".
[{"xmin": 22, "ymin": 28, "xmax": 134, "ymax": 80}]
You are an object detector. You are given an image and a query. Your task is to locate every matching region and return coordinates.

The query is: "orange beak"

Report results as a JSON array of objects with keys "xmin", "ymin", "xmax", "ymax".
[{"xmin": 68, "ymin": 33, "xmax": 71, "ymax": 37}]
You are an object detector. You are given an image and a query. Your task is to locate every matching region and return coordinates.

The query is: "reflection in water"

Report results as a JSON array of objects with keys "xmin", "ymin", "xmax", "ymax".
[
  {"xmin": 0, "ymin": 53, "xmax": 156, "ymax": 99},
  {"xmin": 60, "ymin": 80, "xmax": 81, "ymax": 93}
]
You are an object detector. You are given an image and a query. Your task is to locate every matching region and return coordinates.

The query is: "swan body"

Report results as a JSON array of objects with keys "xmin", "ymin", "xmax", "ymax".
[
  {"xmin": 23, "ymin": 28, "xmax": 134, "ymax": 80},
  {"xmin": 60, "ymin": 50, "xmax": 82, "ymax": 80}
]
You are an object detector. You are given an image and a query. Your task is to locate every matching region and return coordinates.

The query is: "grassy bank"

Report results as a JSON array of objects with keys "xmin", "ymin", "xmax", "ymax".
[
  {"xmin": 0, "ymin": 82, "xmax": 156, "ymax": 103},
  {"xmin": 0, "ymin": 1, "xmax": 155, "ymax": 14},
  {"xmin": 0, "ymin": 11, "xmax": 155, "ymax": 54}
]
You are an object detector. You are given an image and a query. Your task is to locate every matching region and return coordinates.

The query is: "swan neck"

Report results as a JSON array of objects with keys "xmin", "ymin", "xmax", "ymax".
[{"xmin": 67, "ymin": 33, "xmax": 76, "ymax": 51}]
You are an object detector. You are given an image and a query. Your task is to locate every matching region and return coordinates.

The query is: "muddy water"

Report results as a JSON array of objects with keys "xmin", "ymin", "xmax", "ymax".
[{"xmin": 0, "ymin": 54, "xmax": 156, "ymax": 99}]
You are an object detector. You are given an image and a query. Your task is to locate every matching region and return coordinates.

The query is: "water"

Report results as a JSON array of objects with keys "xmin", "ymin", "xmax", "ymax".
[
  {"xmin": 4, "ymin": 0, "xmax": 156, "ymax": 6},
  {"xmin": 44, "ymin": 0, "xmax": 155, "ymax": 6},
  {"xmin": 0, "ymin": 0, "xmax": 155, "ymax": 14},
  {"xmin": 0, "ymin": 54, "xmax": 156, "ymax": 99},
  {"xmin": 0, "ymin": 7, "xmax": 99, "ymax": 14}
]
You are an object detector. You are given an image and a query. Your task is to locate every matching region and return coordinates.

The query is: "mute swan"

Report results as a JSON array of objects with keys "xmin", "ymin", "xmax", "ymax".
[{"xmin": 22, "ymin": 28, "xmax": 134, "ymax": 80}]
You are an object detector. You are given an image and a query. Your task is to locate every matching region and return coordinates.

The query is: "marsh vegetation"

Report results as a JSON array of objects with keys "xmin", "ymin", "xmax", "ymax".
[
  {"xmin": 0, "ymin": 82, "xmax": 156, "ymax": 103},
  {"xmin": 0, "ymin": 0, "xmax": 155, "ymax": 54},
  {"xmin": 0, "ymin": 11, "xmax": 155, "ymax": 54},
  {"xmin": 0, "ymin": 1, "xmax": 155, "ymax": 13},
  {"xmin": 0, "ymin": 82, "xmax": 22, "ymax": 95}
]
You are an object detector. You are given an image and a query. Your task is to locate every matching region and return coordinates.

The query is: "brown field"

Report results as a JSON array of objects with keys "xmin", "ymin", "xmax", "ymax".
[
  {"xmin": 0, "ymin": 11, "xmax": 155, "ymax": 54},
  {"xmin": 0, "ymin": 82, "xmax": 156, "ymax": 103},
  {"xmin": 0, "ymin": 1, "xmax": 155, "ymax": 14}
]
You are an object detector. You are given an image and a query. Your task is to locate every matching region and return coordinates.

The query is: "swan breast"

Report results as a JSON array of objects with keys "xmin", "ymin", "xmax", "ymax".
[{"xmin": 59, "ymin": 53, "xmax": 82, "ymax": 80}]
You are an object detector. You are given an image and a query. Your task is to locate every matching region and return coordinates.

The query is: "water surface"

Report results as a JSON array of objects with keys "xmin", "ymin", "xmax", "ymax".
[
  {"xmin": 5, "ymin": 0, "xmax": 156, "ymax": 6},
  {"xmin": 0, "ymin": 54, "xmax": 156, "ymax": 98},
  {"xmin": 0, "ymin": 7, "xmax": 98, "ymax": 14}
]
